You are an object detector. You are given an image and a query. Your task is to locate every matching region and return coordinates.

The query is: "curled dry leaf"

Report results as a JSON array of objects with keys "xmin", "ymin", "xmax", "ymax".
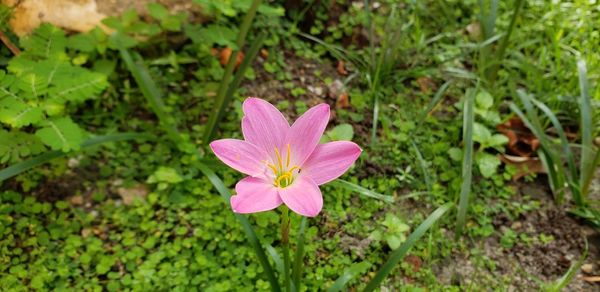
[
  {"xmin": 259, "ymin": 48, "xmax": 269, "ymax": 58},
  {"xmin": 336, "ymin": 92, "xmax": 351, "ymax": 109},
  {"xmin": 497, "ymin": 117, "xmax": 540, "ymax": 157},
  {"xmin": 337, "ymin": 60, "xmax": 348, "ymax": 75},
  {"xmin": 500, "ymin": 154, "xmax": 546, "ymax": 181},
  {"xmin": 218, "ymin": 47, "xmax": 245, "ymax": 69},
  {"xmin": 3, "ymin": 0, "xmax": 107, "ymax": 36},
  {"xmin": 416, "ymin": 76, "xmax": 436, "ymax": 93}
]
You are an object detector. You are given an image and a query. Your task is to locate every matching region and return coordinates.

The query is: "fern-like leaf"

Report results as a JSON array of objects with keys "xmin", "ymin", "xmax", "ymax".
[
  {"xmin": 0, "ymin": 130, "xmax": 46, "ymax": 164},
  {"xmin": 20, "ymin": 24, "xmax": 67, "ymax": 59},
  {"xmin": 35, "ymin": 117, "xmax": 84, "ymax": 152},
  {"xmin": 18, "ymin": 73, "xmax": 49, "ymax": 99},
  {"xmin": 0, "ymin": 97, "xmax": 44, "ymax": 128},
  {"xmin": 49, "ymin": 69, "xmax": 108, "ymax": 103}
]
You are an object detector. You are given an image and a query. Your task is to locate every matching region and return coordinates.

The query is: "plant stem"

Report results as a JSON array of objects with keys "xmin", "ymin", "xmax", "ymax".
[
  {"xmin": 0, "ymin": 30, "xmax": 20, "ymax": 56},
  {"xmin": 281, "ymin": 206, "xmax": 291, "ymax": 292},
  {"xmin": 202, "ymin": 0, "xmax": 262, "ymax": 144}
]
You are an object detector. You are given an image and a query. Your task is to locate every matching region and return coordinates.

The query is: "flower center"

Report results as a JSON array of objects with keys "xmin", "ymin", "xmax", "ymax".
[{"xmin": 264, "ymin": 144, "xmax": 300, "ymax": 188}]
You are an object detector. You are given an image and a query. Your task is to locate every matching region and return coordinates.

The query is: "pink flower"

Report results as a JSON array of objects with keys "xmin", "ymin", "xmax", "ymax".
[{"xmin": 210, "ymin": 98, "xmax": 362, "ymax": 217}]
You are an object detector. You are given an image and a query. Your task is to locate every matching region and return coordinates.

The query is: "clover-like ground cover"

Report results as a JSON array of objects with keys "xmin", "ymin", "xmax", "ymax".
[{"xmin": 0, "ymin": 0, "xmax": 599, "ymax": 291}]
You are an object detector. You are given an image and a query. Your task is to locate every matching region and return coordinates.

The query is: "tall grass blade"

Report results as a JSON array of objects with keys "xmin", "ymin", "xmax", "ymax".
[
  {"xmin": 455, "ymin": 89, "xmax": 475, "ymax": 237},
  {"xmin": 512, "ymin": 90, "xmax": 569, "ymax": 202},
  {"xmin": 577, "ymin": 60, "xmax": 595, "ymax": 199},
  {"xmin": 542, "ymin": 242, "xmax": 587, "ymax": 292},
  {"xmin": 420, "ymin": 80, "xmax": 452, "ymax": 122},
  {"xmin": 363, "ymin": 203, "xmax": 453, "ymax": 291},
  {"xmin": 266, "ymin": 244, "xmax": 284, "ymax": 275},
  {"xmin": 410, "ymin": 139, "xmax": 432, "ymax": 193},
  {"xmin": 327, "ymin": 261, "xmax": 371, "ymax": 292},
  {"xmin": 531, "ymin": 99, "xmax": 581, "ymax": 203},
  {"xmin": 0, "ymin": 133, "xmax": 152, "ymax": 183},
  {"xmin": 116, "ymin": 40, "xmax": 181, "ymax": 143},
  {"xmin": 202, "ymin": 0, "xmax": 263, "ymax": 144},
  {"xmin": 194, "ymin": 161, "xmax": 281, "ymax": 292},
  {"xmin": 488, "ymin": 0, "xmax": 525, "ymax": 82},
  {"xmin": 223, "ymin": 32, "xmax": 267, "ymax": 105},
  {"xmin": 331, "ymin": 179, "xmax": 394, "ymax": 203}
]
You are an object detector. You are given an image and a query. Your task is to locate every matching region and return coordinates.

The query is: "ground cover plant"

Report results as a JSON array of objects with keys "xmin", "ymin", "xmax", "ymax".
[{"xmin": 0, "ymin": 0, "xmax": 599, "ymax": 291}]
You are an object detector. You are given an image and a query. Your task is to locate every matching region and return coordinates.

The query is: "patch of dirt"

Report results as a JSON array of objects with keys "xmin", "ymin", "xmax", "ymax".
[{"xmin": 435, "ymin": 181, "xmax": 600, "ymax": 290}]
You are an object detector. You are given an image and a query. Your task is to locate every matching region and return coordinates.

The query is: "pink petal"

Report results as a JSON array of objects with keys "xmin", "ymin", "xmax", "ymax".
[
  {"xmin": 302, "ymin": 141, "xmax": 362, "ymax": 185},
  {"xmin": 242, "ymin": 97, "xmax": 290, "ymax": 153},
  {"xmin": 231, "ymin": 177, "xmax": 282, "ymax": 213},
  {"xmin": 279, "ymin": 176, "xmax": 323, "ymax": 217},
  {"xmin": 210, "ymin": 139, "xmax": 267, "ymax": 177},
  {"xmin": 287, "ymin": 104, "xmax": 330, "ymax": 166}
]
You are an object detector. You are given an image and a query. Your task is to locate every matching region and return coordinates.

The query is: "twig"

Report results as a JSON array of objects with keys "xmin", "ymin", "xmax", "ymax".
[{"xmin": 0, "ymin": 30, "xmax": 20, "ymax": 56}]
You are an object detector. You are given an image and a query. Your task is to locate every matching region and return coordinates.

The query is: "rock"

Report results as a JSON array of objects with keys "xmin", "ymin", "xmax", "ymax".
[
  {"xmin": 3, "ymin": 0, "xmax": 107, "ymax": 36},
  {"xmin": 117, "ymin": 183, "xmax": 149, "ymax": 205},
  {"xmin": 328, "ymin": 79, "xmax": 344, "ymax": 99},
  {"xmin": 581, "ymin": 263, "xmax": 593, "ymax": 274},
  {"xmin": 69, "ymin": 195, "xmax": 83, "ymax": 206}
]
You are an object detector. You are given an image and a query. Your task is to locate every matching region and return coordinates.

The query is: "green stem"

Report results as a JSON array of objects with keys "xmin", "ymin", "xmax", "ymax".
[
  {"xmin": 202, "ymin": 0, "xmax": 262, "ymax": 144},
  {"xmin": 291, "ymin": 217, "xmax": 307, "ymax": 290},
  {"xmin": 281, "ymin": 206, "xmax": 291, "ymax": 292}
]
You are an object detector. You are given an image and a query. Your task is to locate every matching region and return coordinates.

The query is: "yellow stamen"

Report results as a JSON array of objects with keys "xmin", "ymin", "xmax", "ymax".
[
  {"xmin": 286, "ymin": 144, "xmax": 291, "ymax": 168},
  {"xmin": 275, "ymin": 173, "xmax": 292, "ymax": 187},
  {"xmin": 274, "ymin": 147, "xmax": 283, "ymax": 172}
]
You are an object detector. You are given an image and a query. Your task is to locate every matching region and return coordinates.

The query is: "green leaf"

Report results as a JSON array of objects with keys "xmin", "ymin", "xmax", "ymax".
[
  {"xmin": 488, "ymin": 134, "xmax": 509, "ymax": 147},
  {"xmin": 20, "ymin": 24, "xmax": 67, "ymax": 59},
  {"xmin": 327, "ymin": 261, "xmax": 371, "ymax": 292},
  {"xmin": 476, "ymin": 152, "xmax": 501, "ymax": 178},
  {"xmin": 35, "ymin": 117, "xmax": 84, "ymax": 152},
  {"xmin": 147, "ymin": 3, "xmax": 169, "ymax": 20},
  {"xmin": 448, "ymin": 147, "xmax": 463, "ymax": 161},
  {"xmin": 0, "ymin": 133, "xmax": 152, "ymax": 182},
  {"xmin": 364, "ymin": 203, "xmax": 453, "ymax": 291},
  {"xmin": 0, "ymin": 130, "xmax": 45, "ymax": 163},
  {"xmin": 476, "ymin": 90, "xmax": 494, "ymax": 109},
  {"xmin": 0, "ymin": 97, "xmax": 44, "ymax": 127},
  {"xmin": 147, "ymin": 167, "xmax": 184, "ymax": 184},
  {"xmin": 330, "ymin": 179, "xmax": 394, "ymax": 203},
  {"xmin": 190, "ymin": 24, "xmax": 238, "ymax": 47},
  {"xmin": 321, "ymin": 124, "xmax": 354, "ymax": 143},
  {"xmin": 472, "ymin": 122, "xmax": 491, "ymax": 144}
]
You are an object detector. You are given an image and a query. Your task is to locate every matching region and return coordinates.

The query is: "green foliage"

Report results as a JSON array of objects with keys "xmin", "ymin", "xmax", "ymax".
[{"xmin": 0, "ymin": 25, "xmax": 108, "ymax": 162}]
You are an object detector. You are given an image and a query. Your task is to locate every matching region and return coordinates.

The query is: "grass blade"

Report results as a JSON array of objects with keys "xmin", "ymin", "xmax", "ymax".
[
  {"xmin": 194, "ymin": 161, "xmax": 281, "ymax": 292},
  {"xmin": 542, "ymin": 242, "xmax": 587, "ymax": 292},
  {"xmin": 0, "ymin": 133, "xmax": 152, "ymax": 183},
  {"xmin": 577, "ymin": 60, "xmax": 595, "ymax": 199},
  {"xmin": 419, "ymin": 80, "xmax": 452, "ymax": 122},
  {"xmin": 330, "ymin": 179, "xmax": 394, "ymax": 203},
  {"xmin": 531, "ymin": 99, "xmax": 581, "ymax": 202},
  {"xmin": 266, "ymin": 244, "xmax": 284, "ymax": 275},
  {"xmin": 327, "ymin": 261, "xmax": 371, "ymax": 292},
  {"xmin": 363, "ymin": 202, "xmax": 453, "ymax": 291},
  {"xmin": 202, "ymin": 0, "xmax": 262, "ymax": 144},
  {"xmin": 410, "ymin": 139, "xmax": 432, "ymax": 193},
  {"xmin": 116, "ymin": 39, "xmax": 181, "ymax": 143},
  {"xmin": 455, "ymin": 89, "xmax": 475, "ymax": 237},
  {"xmin": 291, "ymin": 217, "xmax": 307, "ymax": 290}
]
